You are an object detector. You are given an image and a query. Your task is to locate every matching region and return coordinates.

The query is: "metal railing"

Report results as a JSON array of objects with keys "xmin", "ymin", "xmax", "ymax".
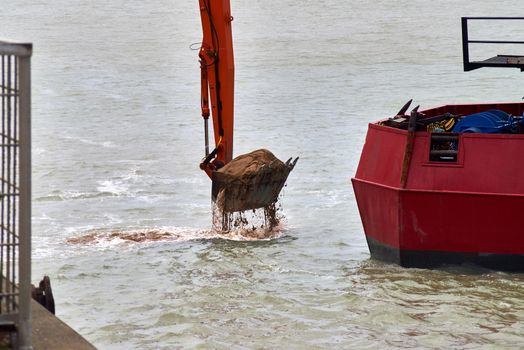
[
  {"xmin": 0, "ymin": 40, "xmax": 32, "ymax": 350},
  {"xmin": 462, "ymin": 17, "xmax": 524, "ymax": 71}
]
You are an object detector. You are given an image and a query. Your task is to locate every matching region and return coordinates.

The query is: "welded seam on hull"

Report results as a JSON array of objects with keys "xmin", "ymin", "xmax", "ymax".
[
  {"xmin": 350, "ymin": 179, "xmax": 371, "ymax": 236},
  {"xmin": 397, "ymin": 186, "xmax": 404, "ymax": 266},
  {"xmin": 351, "ymin": 177, "xmax": 524, "ymax": 198}
]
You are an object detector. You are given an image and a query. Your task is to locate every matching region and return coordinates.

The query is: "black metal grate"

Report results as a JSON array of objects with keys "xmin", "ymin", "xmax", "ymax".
[{"xmin": 462, "ymin": 17, "xmax": 524, "ymax": 71}]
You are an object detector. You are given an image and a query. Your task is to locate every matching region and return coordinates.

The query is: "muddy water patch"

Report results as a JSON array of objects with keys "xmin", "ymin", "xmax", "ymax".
[
  {"xmin": 66, "ymin": 226, "xmax": 284, "ymax": 246},
  {"xmin": 66, "ymin": 228, "xmax": 181, "ymax": 244}
]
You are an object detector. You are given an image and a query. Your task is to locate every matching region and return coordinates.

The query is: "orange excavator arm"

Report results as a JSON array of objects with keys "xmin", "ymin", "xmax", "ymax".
[
  {"xmin": 196, "ymin": 0, "xmax": 298, "ymax": 220},
  {"xmin": 198, "ymin": 0, "xmax": 235, "ymax": 178}
]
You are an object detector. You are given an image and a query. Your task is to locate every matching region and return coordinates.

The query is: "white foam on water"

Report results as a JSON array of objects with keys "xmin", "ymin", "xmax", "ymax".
[
  {"xmin": 34, "ymin": 189, "xmax": 122, "ymax": 202},
  {"xmin": 62, "ymin": 135, "xmax": 117, "ymax": 148},
  {"xmin": 96, "ymin": 179, "xmax": 130, "ymax": 196},
  {"xmin": 34, "ymin": 147, "xmax": 46, "ymax": 155}
]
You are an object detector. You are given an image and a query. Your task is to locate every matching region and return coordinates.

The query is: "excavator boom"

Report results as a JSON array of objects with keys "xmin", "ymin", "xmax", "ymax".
[
  {"xmin": 198, "ymin": 0, "xmax": 234, "ymax": 175},
  {"xmin": 197, "ymin": 0, "xmax": 297, "ymax": 219}
]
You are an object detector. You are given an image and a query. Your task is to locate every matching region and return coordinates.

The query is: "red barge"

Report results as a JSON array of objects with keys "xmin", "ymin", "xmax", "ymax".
[{"xmin": 352, "ymin": 17, "xmax": 524, "ymax": 270}]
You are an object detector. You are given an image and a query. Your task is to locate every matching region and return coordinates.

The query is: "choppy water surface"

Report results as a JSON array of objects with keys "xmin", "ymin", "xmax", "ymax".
[{"xmin": 2, "ymin": 0, "xmax": 524, "ymax": 349}]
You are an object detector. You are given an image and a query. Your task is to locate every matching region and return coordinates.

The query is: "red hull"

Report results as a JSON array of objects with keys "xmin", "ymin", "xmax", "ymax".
[{"xmin": 352, "ymin": 102, "xmax": 524, "ymax": 270}]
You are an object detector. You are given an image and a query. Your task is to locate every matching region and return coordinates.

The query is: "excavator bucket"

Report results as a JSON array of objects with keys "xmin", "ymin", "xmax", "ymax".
[{"xmin": 212, "ymin": 149, "xmax": 298, "ymax": 213}]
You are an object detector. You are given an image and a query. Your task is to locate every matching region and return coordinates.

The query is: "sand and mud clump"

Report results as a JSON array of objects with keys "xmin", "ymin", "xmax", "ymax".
[
  {"xmin": 212, "ymin": 149, "xmax": 292, "ymax": 232},
  {"xmin": 213, "ymin": 149, "xmax": 292, "ymax": 213}
]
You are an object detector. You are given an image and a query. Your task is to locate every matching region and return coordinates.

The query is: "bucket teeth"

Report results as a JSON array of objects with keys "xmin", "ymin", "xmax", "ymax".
[
  {"xmin": 290, "ymin": 157, "xmax": 299, "ymax": 170},
  {"xmin": 285, "ymin": 157, "xmax": 299, "ymax": 169}
]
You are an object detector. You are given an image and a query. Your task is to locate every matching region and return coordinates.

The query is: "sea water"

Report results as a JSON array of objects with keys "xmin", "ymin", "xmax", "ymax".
[{"xmin": 2, "ymin": 0, "xmax": 524, "ymax": 348}]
